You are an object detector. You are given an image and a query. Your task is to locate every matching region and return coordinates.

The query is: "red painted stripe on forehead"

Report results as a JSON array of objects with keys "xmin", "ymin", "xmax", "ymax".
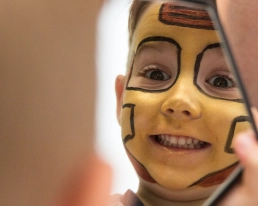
[{"xmin": 159, "ymin": 3, "xmax": 215, "ymax": 30}]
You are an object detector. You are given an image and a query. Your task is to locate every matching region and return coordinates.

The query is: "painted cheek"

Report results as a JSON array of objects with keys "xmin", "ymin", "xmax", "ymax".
[
  {"xmin": 224, "ymin": 116, "xmax": 252, "ymax": 153},
  {"xmin": 121, "ymin": 90, "xmax": 162, "ymax": 144},
  {"xmin": 190, "ymin": 101, "xmax": 249, "ymax": 187},
  {"xmin": 190, "ymin": 113, "xmax": 251, "ymax": 188},
  {"xmin": 125, "ymin": 147, "xmax": 156, "ymax": 183},
  {"xmin": 121, "ymin": 91, "xmax": 162, "ymax": 183}
]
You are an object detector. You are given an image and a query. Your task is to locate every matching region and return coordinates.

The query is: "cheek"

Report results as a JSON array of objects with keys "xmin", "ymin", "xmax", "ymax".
[
  {"xmin": 121, "ymin": 91, "xmax": 162, "ymax": 142},
  {"xmin": 200, "ymin": 99, "xmax": 250, "ymax": 172},
  {"xmin": 202, "ymin": 101, "xmax": 250, "ymax": 146},
  {"xmin": 120, "ymin": 91, "xmax": 164, "ymax": 165}
]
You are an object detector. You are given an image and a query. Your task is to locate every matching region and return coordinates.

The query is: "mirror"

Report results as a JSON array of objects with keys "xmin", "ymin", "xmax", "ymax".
[{"xmin": 98, "ymin": 0, "xmax": 254, "ymax": 205}]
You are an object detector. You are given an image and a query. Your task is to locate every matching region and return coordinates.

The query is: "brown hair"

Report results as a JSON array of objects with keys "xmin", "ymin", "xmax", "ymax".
[
  {"xmin": 127, "ymin": 1, "xmax": 152, "ymax": 71},
  {"xmin": 128, "ymin": 1, "xmax": 152, "ymax": 44}
]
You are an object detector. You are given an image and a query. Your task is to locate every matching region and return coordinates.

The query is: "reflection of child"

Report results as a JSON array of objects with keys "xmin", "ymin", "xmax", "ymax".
[{"xmin": 111, "ymin": 1, "xmax": 250, "ymax": 205}]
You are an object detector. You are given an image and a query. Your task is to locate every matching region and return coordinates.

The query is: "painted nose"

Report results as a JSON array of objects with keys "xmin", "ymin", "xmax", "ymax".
[{"xmin": 161, "ymin": 84, "xmax": 201, "ymax": 120}]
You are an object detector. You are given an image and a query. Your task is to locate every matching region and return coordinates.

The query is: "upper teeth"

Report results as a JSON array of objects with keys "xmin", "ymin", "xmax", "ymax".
[{"xmin": 157, "ymin": 134, "xmax": 206, "ymax": 149}]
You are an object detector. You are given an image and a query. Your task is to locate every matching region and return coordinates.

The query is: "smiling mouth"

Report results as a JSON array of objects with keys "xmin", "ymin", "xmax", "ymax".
[{"xmin": 151, "ymin": 134, "xmax": 210, "ymax": 150}]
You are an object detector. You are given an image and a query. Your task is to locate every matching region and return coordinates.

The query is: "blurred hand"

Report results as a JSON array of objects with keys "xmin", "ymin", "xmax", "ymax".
[{"xmin": 219, "ymin": 108, "xmax": 258, "ymax": 205}]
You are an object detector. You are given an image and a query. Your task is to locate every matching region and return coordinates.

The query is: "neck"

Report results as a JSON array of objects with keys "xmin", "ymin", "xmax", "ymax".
[{"xmin": 137, "ymin": 178, "xmax": 218, "ymax": 206}]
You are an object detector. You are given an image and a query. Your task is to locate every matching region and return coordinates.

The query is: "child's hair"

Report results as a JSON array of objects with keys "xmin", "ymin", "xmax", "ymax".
[
  {"xmin": 127, "ymin": 0, "xmax": 152, "ymax": 71},
  {"xmin": 128, "ymin": 1, "xmax": 152, "ymax": 44}
]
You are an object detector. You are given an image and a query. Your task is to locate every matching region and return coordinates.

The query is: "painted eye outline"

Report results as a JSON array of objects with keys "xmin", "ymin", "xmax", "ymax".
[{"xmin": 206, "ymin": 74, "xmax": 235, "ymax": 89}]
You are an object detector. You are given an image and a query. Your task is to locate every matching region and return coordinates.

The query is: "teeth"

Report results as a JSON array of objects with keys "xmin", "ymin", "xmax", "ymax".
[
  {"xmin": 156, "ymin": 135, "xmax": 206, "ymax": 150},
  {"xmin": 186, "ymin": 138, "xmax": 193, "ymax": 144},
  {"xmin": 160, "ymin": 135, "xmax": 165, "ymax": 141},
  {"xmin": 196, "ymin": 143, "xmax": 201, "ymax": 149},
  {"xmin": 189, "ymin": 144, "xmax": 195, "ymax": 149},
  {"xmin": 178, "ymin": 137, "xmax": 186, "ymax": 146},
  {"xmin": 193, "ymin": 139, "xmax": 199, "ymax": 145},
  {"xmin": 170, "ymin": 136, "xmax": 177, "ymax": 144},
  {"xmin": 165, "ymin": 135, "xmax": 170, "ymax": 141}
]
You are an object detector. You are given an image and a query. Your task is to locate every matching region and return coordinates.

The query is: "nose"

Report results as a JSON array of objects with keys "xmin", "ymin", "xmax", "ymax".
[{"xmin": 161, "ymin": 84, "xmax": 201, "ymax": 120}]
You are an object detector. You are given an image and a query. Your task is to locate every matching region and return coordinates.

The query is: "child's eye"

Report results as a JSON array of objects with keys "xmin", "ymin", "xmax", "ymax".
[
  {"xmin": 145, "ymin": 70, "xmax": 170, "ymax": 81},
  {"xmin": 206, "ymin": 75, "xmax": 234, "ymax": 88}
]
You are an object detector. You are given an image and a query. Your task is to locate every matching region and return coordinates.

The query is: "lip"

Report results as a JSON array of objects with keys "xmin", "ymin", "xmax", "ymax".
[
  {"xmin": 150, "ymin": 134, "xmax": 211, "ymax": 150},
  {"xmin": 146, "ymin": 133, "xmax": 212, "ymax": 169},
  {"xmin": 149, "ymin": 134, "xmax": 211, "ymax": 153}
]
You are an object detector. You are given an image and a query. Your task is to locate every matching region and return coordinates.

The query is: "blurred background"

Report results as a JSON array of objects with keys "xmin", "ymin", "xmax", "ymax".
[{"xmin": 96, "ymin": 0, "xmax": 138, "ymax": 195}]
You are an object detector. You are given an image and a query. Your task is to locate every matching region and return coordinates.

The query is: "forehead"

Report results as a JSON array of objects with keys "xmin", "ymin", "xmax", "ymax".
[{"xmin": 132, "ymin": 2, "xmax": 219, "ymax": 53}]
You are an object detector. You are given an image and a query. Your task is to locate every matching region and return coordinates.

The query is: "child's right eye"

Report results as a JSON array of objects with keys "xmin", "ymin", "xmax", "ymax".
[
  {"xmin": 140, "ymin": 65, "xmax": 170, "ymax": 82},
  {"xmin": 128, "ymin": 63, "xmax": 175, "ymax": 91},
  {"xmin": 145, "ymin": 69, "xmax": 170, "ymax": 81}
]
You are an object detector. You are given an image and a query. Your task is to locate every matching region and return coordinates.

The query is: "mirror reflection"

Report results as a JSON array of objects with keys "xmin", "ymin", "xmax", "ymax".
[{"xmin": 99, "ymin": 0, "xmax": 252, "ymax": 205}]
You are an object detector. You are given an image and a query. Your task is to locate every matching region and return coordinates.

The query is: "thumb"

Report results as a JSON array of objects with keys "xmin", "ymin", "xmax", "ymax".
[{"xmin": 234, "ymin": 130, "xmax": 258, "ymax": 193}]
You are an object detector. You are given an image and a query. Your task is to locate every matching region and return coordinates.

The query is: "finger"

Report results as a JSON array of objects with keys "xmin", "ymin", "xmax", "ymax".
[{"xmin": 234, "ymin": 131, "xmax": 258, "ymax": 193}]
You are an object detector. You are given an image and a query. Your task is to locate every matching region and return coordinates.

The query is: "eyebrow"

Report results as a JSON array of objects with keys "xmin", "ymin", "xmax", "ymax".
[
  {"xmin": 212, "ymin": 46, "xmax": 223, "ymax": 56},
  {"xmin": 136, "ymin": 36, "xmax": 181, "ymax": 54},
  {"xmin": 136, "ymin": 41, "xmax": 172, "ymax": 56},
  {"xmin": 202, "ymin": 44, "xmax": 225, "ymax": 58}
]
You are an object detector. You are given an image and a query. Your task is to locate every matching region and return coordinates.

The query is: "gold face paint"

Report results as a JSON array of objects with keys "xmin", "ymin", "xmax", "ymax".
[{"xmin": 119, "ymin": 2, "xmax": 250, "ymax": 191}]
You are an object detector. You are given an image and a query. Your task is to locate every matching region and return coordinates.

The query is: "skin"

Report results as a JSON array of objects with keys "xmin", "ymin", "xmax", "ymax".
[
  {"xmin": 116, "ymin": 2, "xmax": 250, "ymax": 205},
  {"xmin": 217, "ymin": 0, "xmax": 258, "ymax": 108},
  {"xmin": 4, "ymin": 0, "xmax": 256, "ymax": 205},
  {"xmin": 6, "ymin": 0, "xmax": 258, "ymax": 205},
  {"xmin": 218, "ymin": 108, "xmax": 258, "ymax": 205},
  {"xmin": 0, "ymin": 0, "xmax": 112, "ymax": 206},
  {"xmin": 2, "ymin": 0, "xmax": 256, "ymax": 205},
  {"xmin": 3, "ymin": 0, "xmax": 256, "ymax": 205},
  {"xmin": 215, "ymin": 0, "xmax": 258, "ymax": 205}
]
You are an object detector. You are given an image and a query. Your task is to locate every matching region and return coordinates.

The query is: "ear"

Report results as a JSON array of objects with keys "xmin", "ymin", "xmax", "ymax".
[{"xmin": 115, "ymin": 75, "xmax": 126, "ymax": 125}]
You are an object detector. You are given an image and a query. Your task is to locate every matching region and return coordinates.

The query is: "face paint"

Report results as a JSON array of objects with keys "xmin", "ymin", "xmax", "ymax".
[
  {"xmin": 194, "ymin": 44, "xmax": 243, "ymax": 101},
  {"xmin": 119, "ymin": 2, "xmax": 251, "ymax": 192}
]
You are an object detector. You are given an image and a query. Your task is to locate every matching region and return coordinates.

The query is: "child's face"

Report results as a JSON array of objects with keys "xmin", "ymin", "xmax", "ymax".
[{"xmin": 116, "ymin": 2, "xmax": 250, "ymax": 191}]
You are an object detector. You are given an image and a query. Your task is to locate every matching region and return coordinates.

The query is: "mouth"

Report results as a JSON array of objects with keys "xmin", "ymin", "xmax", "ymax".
[{"xmin": 151, "ymin": 134, "xmax": 210, "ymax": 150}]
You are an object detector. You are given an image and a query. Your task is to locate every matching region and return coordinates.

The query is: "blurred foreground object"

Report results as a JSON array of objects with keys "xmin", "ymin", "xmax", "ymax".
[{"xmin": 0, "ymin": 0, "xmax": 111, "ymax": 205}]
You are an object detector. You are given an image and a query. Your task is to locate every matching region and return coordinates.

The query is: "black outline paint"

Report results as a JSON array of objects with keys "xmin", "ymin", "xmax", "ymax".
[
  {"xmin": 225, "ymin": 116, "xmax": 251, "ymax": 154},
  {"xmin": 122, "ymin": 103, "xmax": 136, "ymax": 144},
  {"xmin": 194, "ymin": 43, "xmax": 244, "ymax": 103},
  {"xmin": 126, "ymin": 36, "xmax": 181, "ymax": 93}
]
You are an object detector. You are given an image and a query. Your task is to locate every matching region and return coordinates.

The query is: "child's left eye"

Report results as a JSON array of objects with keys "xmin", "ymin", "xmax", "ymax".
[
  {"xmin": 145, "ymin": 70, "xmax": 170, "ymax": 81},
  {"xmin": 206, "ymin": 75, "xmax": 234, "ymax": 88}
]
